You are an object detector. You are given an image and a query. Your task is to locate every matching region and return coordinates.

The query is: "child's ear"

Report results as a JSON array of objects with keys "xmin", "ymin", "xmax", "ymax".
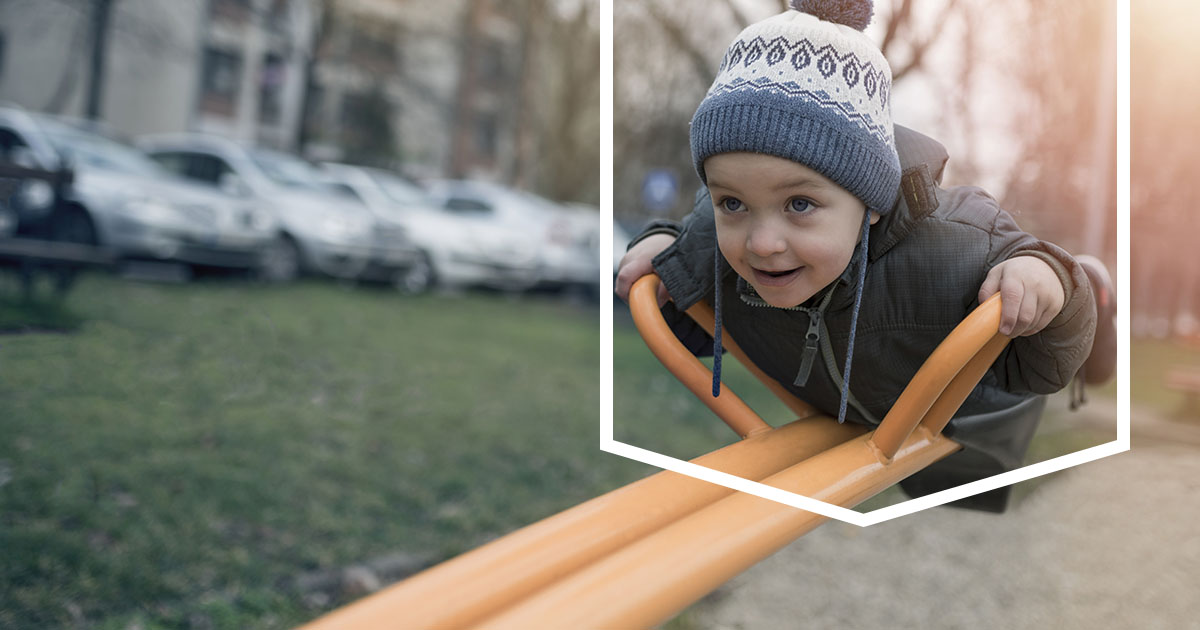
[{"xmin": 868, "ymin": 210, "xmax": 881, "ymax": 225}]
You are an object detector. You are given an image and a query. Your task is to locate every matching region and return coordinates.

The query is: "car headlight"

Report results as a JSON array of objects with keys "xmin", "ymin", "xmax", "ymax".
[{"xmin": 125, "ymin": 196, "xmax": 178, "ymax": 225}]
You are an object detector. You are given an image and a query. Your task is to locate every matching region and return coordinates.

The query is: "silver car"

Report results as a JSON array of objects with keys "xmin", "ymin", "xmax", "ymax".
[
  {"xmin": 137, "ymin": 134, "xmax": 389, "ymax": 281},
  {"xmin": 424, "ymin": 180, "xmax": 598, "ymax": 294},
  {"xmin": 0, "ymin": 107, "xmax": 276, "ymax": 272},
  {"xmin": 320, "ymin": 164, "xmax": 541, "ymax": 292}
]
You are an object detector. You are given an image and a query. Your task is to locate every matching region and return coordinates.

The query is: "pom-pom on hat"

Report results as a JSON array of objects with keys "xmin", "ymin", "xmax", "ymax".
[{"xmin": 690, "ymin": 0, "xmax": 900, "ymax": 215}]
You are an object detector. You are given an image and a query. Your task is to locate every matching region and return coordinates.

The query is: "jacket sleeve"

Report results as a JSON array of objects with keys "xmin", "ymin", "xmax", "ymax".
[
  {"xmin": 626, "ymin": 188, "xmax": 720, "ymax": 356},
  {"xmin": 970, "ymin": 189, "xmax": 1097, "ymax": 394},
  {"xmin": 650, "ymin": 189, "xmax": 720, "ymax": 312}
]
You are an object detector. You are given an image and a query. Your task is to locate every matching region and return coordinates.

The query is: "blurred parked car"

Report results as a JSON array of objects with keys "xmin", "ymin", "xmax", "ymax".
[
  {"xmin": 0, "ymin": 107, "xmax": 276, "ymax": 273},
  {"xmin": 321, "ymin": 164, "xmax": 546, "ymax": 292},
  {"xmin": 423, "ymin": 180, "xmax": 599, "ymax": 294},
  {"xmin": 137, "ymin": 133, "xmax": 411, "ymax": 282}
]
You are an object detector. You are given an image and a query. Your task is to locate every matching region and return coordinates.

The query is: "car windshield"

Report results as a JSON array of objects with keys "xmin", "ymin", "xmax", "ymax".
[
  {"xmin": 368, "ymin": 169, "xmax": 430, "ymax": 206},
  {"xmin": 250, "ymin": 149, "xmax": 343, "ymax": 194},
  {"xmin": 38, "ymin": 122, "xmax": 164, "ymax": 176}
]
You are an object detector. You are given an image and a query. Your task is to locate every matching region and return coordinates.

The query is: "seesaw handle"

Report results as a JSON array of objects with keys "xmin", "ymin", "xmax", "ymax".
[{"xmin": 628, "ymin": 275, "xmax": 772, "ymax": 438}]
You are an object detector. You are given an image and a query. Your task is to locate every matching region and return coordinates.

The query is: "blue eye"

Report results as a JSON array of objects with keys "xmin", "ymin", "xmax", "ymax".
[
  {"xmin": 720, "ymin": 198, "xmax": 744, "ymax": 212},
  {"xmin": 788, "ymin": 198, "xmax": 812, "ymax": 213}
]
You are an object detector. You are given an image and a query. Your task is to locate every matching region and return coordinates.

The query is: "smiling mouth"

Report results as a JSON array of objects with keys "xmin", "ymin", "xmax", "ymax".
[{"xmin": 752, "ymin": 266, "xmax": 802, "ymax": 287}]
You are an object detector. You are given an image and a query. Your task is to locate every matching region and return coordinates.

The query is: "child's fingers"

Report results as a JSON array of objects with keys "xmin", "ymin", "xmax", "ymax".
[
  {"xmin": 614, "ymin": 257, "xmax": 647, "ymax": 301},
  {"xmin": 1012, "ymin": 289, "xmax": 1042, "ymax": 337},
  {"xmin": 998, "ymin": 275, "xmax": 1027, "ymax": 337},
  {"xmin": 978, "ymin": 266, "xmax": 1003, "ymax": 305}
]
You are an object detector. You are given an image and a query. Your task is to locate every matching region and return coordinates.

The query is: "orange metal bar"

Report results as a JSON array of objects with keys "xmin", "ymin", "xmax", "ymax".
[
  {"xmin": 867, "ymin": 294, "xmax": 1005, "ymax": 459},
  {"xmin": 629, "ymin": 275, "xmax": 771, "ymax": 438},
  {"xmin": 683, "ymin": 298, "xmax": 820, "ymax": 421},
  {"xmin": 298, "ymin": 416, "xmax": 866, "ymax": 630},
  {"xmin": 474, "ymin": 428, "xmax": 960, "ymax": 630},
  {"xmin": 920, "ymin": 334, "xmax": 1010, "ymax": 435}
]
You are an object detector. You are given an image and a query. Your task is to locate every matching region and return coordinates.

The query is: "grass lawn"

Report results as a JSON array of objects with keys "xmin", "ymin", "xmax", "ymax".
[
  {"xmin": 1, "ymin": 274, "xmax": 637, "ymax": 629},
  {"xmin": 2, "ymin": 272, "xmax": 1151, "ymax": 629}
]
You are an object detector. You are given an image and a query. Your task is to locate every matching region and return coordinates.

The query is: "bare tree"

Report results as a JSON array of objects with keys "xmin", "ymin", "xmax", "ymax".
[{"xmin": 533, "ymin": 0, "xmax": 600, "ymax": 203}]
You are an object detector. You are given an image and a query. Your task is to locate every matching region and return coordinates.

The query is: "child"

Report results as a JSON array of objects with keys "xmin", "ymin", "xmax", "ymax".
[{"xmin": 616, "ymin": 0, "xmax": 1115, "ymax": 511}]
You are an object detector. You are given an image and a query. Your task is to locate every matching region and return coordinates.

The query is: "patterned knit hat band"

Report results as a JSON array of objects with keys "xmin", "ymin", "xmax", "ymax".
[{"xmin": 690, "ymin": 5, "xmax": 901, "ymax": 214}]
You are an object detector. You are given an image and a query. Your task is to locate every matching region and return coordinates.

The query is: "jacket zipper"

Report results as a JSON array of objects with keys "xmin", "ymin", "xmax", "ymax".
[{"xmin": 737, "ymin": 282, "xmax": 879, "ymax": 424}]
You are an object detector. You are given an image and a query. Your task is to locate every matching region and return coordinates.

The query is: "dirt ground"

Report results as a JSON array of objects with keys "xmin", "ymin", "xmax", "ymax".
[{"xmin": 688, "ymin": 398, "xmax": 1200, "ymax": 630}]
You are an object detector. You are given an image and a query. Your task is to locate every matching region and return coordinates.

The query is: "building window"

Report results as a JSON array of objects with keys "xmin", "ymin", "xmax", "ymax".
[
  {"xmin": 347, "ymin": 20, "xmax": 397, "ymax": 75},
  {"xmin": 478, "ymin": 41, "xmax": 507, "ymax": 89},
  {"xmin": 210, "ymin": 0, "xmax": 253, "ymax": 24},
  {"xmin": 259, "ymin": 53, "xmax": 285, "ymax": 125},
  {"xmin": 266, "ymin": 0, "xmax": 291, "ymax": 33},
  {"xmin": 200, "ymin": 47, "xmax": 243, "ymax": 117},
  {"xmin": 474, "ymin": 111, "xmax": 497, "ymax": 158}
]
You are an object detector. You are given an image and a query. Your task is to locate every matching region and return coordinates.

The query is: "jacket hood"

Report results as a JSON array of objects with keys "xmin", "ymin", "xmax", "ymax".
[
  {"xmin": 815, "ymin": 124, "xmax": 950, "ymax": 311},
  {"xmin": 868, "ymin": 124, "xmax": 949, "ymax": 261}
]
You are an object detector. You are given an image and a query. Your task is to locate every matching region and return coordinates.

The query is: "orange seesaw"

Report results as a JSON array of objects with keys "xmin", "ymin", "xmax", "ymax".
[{"xmin": 300, "ymin": 274, "xmax": 1008, "ymax": 629}]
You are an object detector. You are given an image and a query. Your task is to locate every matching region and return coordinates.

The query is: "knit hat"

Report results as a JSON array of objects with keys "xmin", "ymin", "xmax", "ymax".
[
  {"xmin": 698, "ymin": 0, "xmax": 895, "ymax": 424},
  {"xmin": 690, "ymin": 0, "xmax": 900, "ymax": 215}
]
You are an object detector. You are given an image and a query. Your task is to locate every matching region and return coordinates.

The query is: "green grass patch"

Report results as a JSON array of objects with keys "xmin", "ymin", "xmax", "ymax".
[{"xmin": 0, "ymin": 276, "xmax": 644, "ymax": 629}]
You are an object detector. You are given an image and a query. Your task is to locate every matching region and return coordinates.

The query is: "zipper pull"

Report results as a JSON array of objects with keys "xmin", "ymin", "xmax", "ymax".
[{"xmin": 793, "ymin": 310, "xmax": 821, "ymax": 387}]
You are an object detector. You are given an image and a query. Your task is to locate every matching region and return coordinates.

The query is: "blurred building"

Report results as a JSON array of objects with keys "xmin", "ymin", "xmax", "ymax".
[
  {"xmin": 0, "ymin": 0, "xmax": 534, "ymax": 181},
  {"xmin": 301, "ymin": 0, "xmax": 529, "ymax": 180},
  {"xmin": 0, "ymin": 0, "xmax": 313, "ymax": 148},
  {"xmin": 195, "ymin": 0, "xmax": 315, "ymax": 148}
]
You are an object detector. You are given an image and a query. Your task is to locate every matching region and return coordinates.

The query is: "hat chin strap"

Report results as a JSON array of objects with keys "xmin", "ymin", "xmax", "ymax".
[
  {"xmin": 712, "ymin": 246, "xmax": 725, "ymax": 398},
  {"xmin": 837, "ymin": 210, "xmax": 872, "ymax": 424}
]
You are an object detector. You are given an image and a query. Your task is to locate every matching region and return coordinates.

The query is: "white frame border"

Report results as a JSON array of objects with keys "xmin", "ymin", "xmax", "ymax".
[{"xmin": 599, "ymin": 0, "xmax": 1130, "ymax": 527}]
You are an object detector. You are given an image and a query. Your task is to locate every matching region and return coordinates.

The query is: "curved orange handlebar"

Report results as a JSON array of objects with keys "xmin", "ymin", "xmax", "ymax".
[
  {"xmin": 629, "ymin": 274, "xmax": 1009, "ymax": 459},
  {"xmin": 871, "ymin": 293, "xmax": 1008, "ymax": 458},
  {"xmin": 628, "ymin": 275, "xmax": 771, "ymax": 438}
]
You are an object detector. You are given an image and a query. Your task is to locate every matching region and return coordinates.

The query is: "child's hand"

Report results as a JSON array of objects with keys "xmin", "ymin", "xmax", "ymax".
[
  {"xmin": 615, "ymin": 233, "xmax": 676, "ymax": 306},
  {"xmin": 978, "ymin": 256, "xmax": 1066, "ymax": 338}
]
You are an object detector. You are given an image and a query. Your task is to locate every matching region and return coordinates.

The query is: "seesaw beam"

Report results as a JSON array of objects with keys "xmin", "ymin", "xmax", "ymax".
[
  {"xmin": 475, "ymin": 427, "xmax": 958, "ymax": 629},
  {"xmin": 298, "ymin": 416, "xmax": 865, "ymax": 630}
]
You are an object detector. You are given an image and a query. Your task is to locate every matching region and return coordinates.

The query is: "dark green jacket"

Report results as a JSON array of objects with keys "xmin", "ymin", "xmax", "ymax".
[{"xmin": 639, "ymin": 125, "xmax": 1097, "ymax": 510}]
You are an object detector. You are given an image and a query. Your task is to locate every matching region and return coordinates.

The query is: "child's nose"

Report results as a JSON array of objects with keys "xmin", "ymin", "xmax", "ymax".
[{"xmin": 746, "ymin": 220, "xmax": 787, "ymax": 257}]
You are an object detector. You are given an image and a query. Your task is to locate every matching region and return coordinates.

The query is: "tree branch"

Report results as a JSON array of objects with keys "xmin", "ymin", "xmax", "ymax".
[
  {"xmin": 714, "ymin": 0, "xmax": 752, "ymax": 30},
  {"xmin": 890, "ymin": 0, "xmax": 959, "ymax": 82},
  {"xmin": 644, "ymin": 1, "xmax": 714, "ymax": 86},
  {"xmin": 880, "ymin": 0, "xmax": 912, "ymax": 56}
]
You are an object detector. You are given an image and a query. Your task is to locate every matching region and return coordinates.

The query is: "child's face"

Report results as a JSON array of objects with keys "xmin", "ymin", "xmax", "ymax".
[{"xmin": 707, "ymin": 152, "xmax": 878, "ymax": 308}]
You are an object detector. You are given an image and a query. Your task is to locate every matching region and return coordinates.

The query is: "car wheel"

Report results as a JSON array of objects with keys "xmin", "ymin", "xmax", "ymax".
[
  {"xmin": 395, "ymin": 252, "xmax": 436, "ymax": 294},
  {"xmin": 258, "ymin": 234, "xmax": 301, "ymax": 283},
  {"xmin": 51, "ymin": 205, "xmax": 98, "ymax": 245}
]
